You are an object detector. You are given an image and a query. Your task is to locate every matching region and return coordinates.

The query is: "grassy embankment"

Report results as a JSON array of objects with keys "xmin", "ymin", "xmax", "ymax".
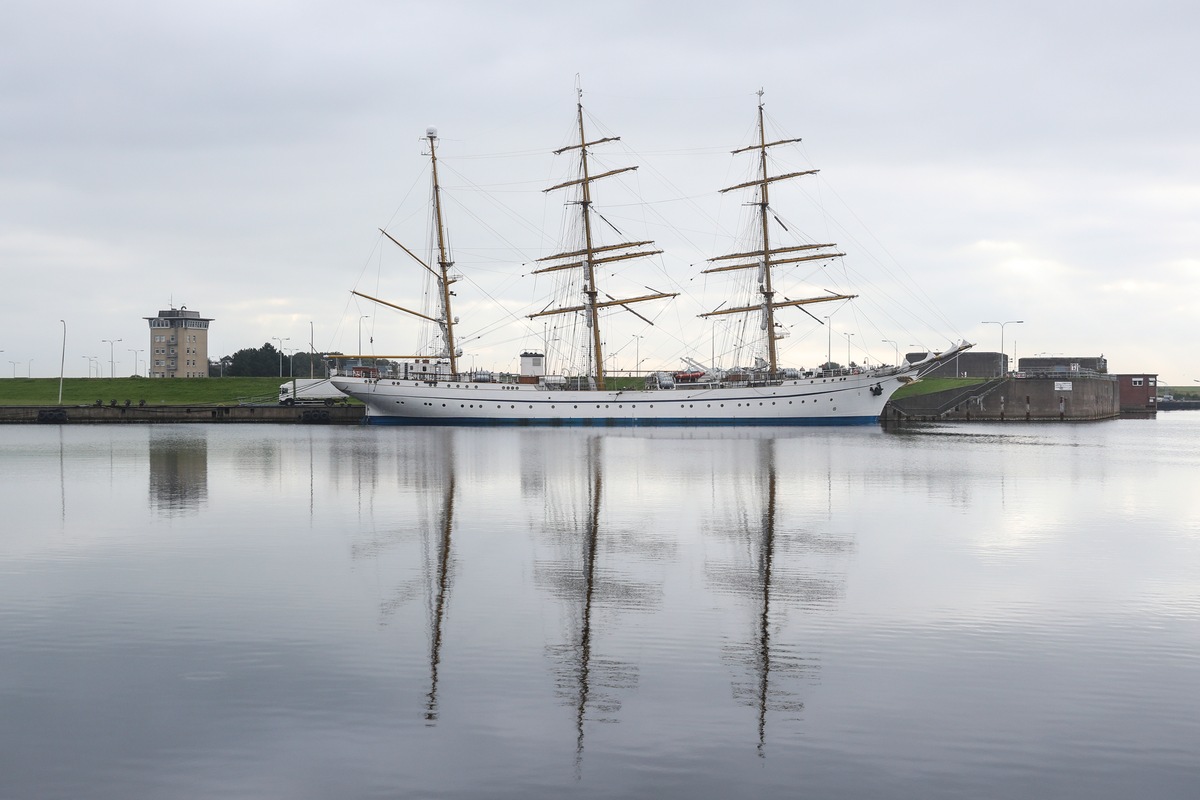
[
  {"xmin": 0, "ymin": 377, "xmax": 285, "ymax": 406},
  {"xmin": 1163, "ymin": 385, "xmax": 1200, "ymax": 400},
  {"xmin": 890, "ymin": 377, "xmax": 986, "ymax": 400},
  {"xmin": 892, "ymin": 379, "xmax": 1200, "ymax": 401}
]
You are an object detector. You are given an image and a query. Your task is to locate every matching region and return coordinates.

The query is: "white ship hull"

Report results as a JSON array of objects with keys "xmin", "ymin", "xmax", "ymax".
[{"xmin": 331, "ymin": 367, "xmax": 919, "ymax": 426}]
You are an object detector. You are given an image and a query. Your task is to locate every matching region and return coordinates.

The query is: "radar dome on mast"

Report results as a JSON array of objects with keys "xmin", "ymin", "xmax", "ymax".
[{"xmin": 426, "ymin": 126, "xmax": 438, "ymax": 138}]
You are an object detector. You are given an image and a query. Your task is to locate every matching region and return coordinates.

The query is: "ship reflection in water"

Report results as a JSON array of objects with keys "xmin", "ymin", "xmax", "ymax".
[
  {"xmin": 350, "ymin": 428, "xmax": 849, "ymax": 768},
  {"xmin": 4, "ymin": 422, "xmax": 1199, "ymax": 799}
]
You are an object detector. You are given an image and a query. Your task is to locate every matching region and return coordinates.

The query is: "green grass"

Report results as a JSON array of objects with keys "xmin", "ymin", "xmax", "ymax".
[
  {"xmin": 891, "ymin": 377, "xmax": 987, "ymax": 400},
  {"xmin": 1164, "ymin": 385, "xmax": 1200, "ymax": 400},
  {"xmin": 0, "ymin": 377, "xmax": 286, "ymax": 406}
]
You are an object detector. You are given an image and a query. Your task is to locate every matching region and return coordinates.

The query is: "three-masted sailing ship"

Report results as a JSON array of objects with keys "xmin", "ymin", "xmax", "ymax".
[{"xmin": 331, "ymin": 93, "xmax": 971, "ymax": 425}]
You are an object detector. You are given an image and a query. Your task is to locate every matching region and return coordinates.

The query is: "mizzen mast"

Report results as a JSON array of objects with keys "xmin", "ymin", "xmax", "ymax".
[
  {"xmin": 701, "ymin": 91, "xmax": 855, "ymax": 375},
  {"xmin": 528, "ymin": 92, "xmax": 676, "ymax": 390},
  {"xmin": 427, "ymin": 128, "xmax": 460, "ymax": 376}
]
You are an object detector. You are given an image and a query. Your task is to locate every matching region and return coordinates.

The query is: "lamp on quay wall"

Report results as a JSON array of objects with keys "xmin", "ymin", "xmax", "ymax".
[
  {"xmin": 882, "ymin": 339, "xmax": 898, "ymax": 365},
  {"xmin": 272, "ymin": 337, "xmax": 290, "ymax": 378},
  {"xmin": 59, "ymin": 319, "xmax": 66, "ymax": 404},
  {"xmin": 102, "ymin": 338, "xmax": 122, "ymax": 379},
  {"xmin": 981, "ymin": 320, "xmax": 1023, "ymax": 376}
]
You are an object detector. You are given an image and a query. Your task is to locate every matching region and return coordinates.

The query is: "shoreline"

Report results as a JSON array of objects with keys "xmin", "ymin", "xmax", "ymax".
[{"xmin": 0, "ymin": 404, "xmax": 365, "ymax": 424}]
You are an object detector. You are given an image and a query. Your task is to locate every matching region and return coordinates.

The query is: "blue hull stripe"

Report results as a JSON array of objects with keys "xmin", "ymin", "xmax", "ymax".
[{"xmin": 363, "ymin": 415, "xmax": 880, "ymax": 427}]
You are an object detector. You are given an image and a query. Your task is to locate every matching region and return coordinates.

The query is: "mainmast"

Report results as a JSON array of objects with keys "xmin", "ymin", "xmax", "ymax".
[
  {"xmin": 354, "ymin": 127, "xmax": 460, "ymax": 375},
  {"xmin": 528, "ymin": 92, "xmax": 676, "ymax": 390},
  {"xmin": 701, "ymin": 91, "xmax": 855, "ymax": 376}
]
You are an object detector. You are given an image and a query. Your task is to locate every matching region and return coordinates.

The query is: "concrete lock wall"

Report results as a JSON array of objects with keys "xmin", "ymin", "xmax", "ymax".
[
  {"xmin": 888, "ymin": 376, "xmax": 1120, "ymax": 422},
  {"xmin": 991, "ymin": 377, "xmax": 1119, "ymax": 420}
]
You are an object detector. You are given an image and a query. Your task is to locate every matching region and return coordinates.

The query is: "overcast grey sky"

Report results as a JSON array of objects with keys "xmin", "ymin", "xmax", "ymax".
[{"xmin": 3, "ymin": 0, "xmax": 1197, "ymax": 382}]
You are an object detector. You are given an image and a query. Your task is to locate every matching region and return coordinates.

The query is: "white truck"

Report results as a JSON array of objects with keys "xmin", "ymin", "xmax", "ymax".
[{"xmin": 278, "ymin": 378, "xmax": 348, "ymax": 406}]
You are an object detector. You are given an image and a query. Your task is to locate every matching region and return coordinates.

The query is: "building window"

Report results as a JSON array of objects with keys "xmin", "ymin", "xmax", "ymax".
[{"xmin": 1132, "ymin": 378, "xmax": 1143, "ymax": 387}]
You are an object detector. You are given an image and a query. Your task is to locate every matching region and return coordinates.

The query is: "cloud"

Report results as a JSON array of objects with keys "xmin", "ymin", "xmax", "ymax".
[{"xmin": 1, "ymin": 1, "xmax": 1197, "ymax": 382}]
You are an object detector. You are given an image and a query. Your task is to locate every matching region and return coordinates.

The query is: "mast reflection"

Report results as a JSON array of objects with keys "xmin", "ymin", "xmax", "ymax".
[
  {"xmin": 707, "ymin": 437, "xmax": 850, "ymax": 756},
  {"xmin": 349, "ymin": 429, "xmax": 457, "ymax": 726},
  {"xmin": 533, "ymin": 435, "xmax": 649, "ymax": 772},
  {"xmin": 423, "ymin": 433, "xmax": 456, "ymax": 724}
]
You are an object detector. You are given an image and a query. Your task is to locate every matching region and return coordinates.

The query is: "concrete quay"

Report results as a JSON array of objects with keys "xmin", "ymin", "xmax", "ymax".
[{"xmin": 0, "ymin": 404, "xmax": 365, "ymax": 424}]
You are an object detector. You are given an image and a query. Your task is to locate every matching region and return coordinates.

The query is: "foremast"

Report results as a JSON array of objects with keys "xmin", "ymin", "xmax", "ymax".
[
  {"xmin": 701, "ymin": 91, "xmax": 856, "ymax": 376},
  {"xmin": 354, "ymin": 127, "xmax": 460, "ymax": 375},
  {"xmin": 527, "ymin": 93, "xmax": 677, "ymax": 390}
]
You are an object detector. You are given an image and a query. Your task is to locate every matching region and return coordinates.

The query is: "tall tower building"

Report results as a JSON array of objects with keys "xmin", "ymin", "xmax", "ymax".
[{"xmin": 145, "ymin": 307, "xmax": 213, "ymax": 378}]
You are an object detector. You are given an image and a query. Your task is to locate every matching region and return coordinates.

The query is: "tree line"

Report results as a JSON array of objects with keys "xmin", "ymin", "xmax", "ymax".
[{"xmin": 211, "ymin": 343, "xmax": 343, "ymax": 378}]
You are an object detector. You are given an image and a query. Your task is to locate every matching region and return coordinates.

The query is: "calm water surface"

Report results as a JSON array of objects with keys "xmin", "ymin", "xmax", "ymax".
[{"xmin": 2, "ymin": 418, "xmax": 1198, "ymax": 799}]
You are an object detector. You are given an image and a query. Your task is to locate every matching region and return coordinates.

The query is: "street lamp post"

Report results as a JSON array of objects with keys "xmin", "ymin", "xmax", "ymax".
[
  {"xmin": 128, "ymin": 348, "xmax": 144, "ymax": 377},
  {"xmin": 272, "ymin": 337, "xmax": 290, "ymax": 378},
  {"xmin": 981, "ymin": 320, "xmax": 1024, "ymax": 376},
  {"xmin": 8, "ymin": 361, "xmax": 16, "ymax": 379},
  {"xmin": 59, "ymin": 319, "xmax": 67, "ymax": 404},
  {"xmin": 632, "ymin": 334, "xmax": 643, "ymax": 376},
  {"xmin": 102, "ymin": 338, "xmax": 122, "ymax": 378},
  {"xmin": 825, "ymin": 317, "xmax": 832, "ymax": 372},
  {"xmin": 882, "ymin": 339, "xmax": 899, "ymax": 365},
  {"xmin": 27, "ymin": 358, "xmax": 34, "ymax": 377},
  {"xmin": 844, "ymin": 332, "xmax": 855, "ymax": 368}
]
